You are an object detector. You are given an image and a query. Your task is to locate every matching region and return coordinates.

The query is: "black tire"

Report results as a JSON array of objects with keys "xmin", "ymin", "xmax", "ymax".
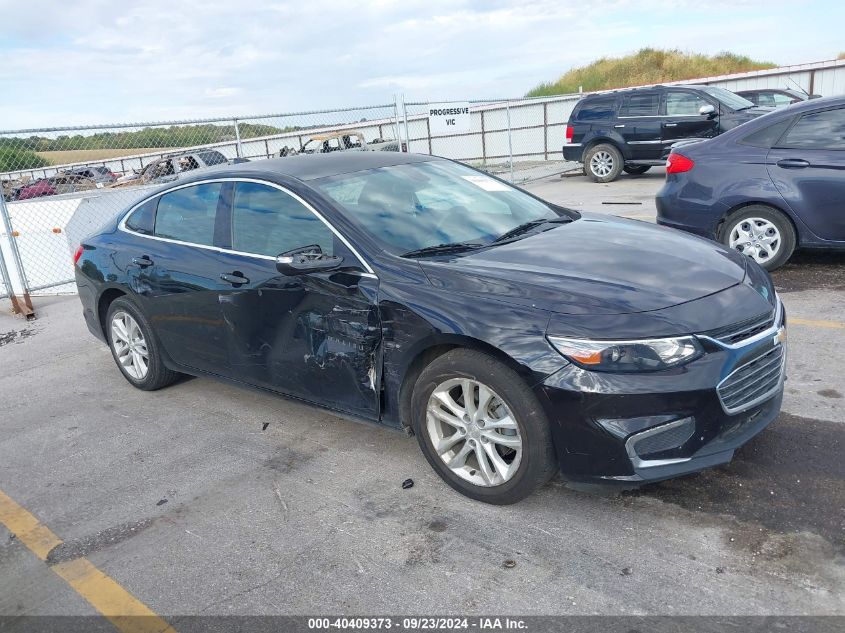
[
  {"xmin": 583, "ymin": 143, "xmax": 624, "ymax": 183},
  {"xmin": 106, "ymin": 297, "xmax": 181, "ymax": 391},
  {"xmin": 411, "ymin": 349, "xmax": 557, "ymax": 504},
  {"xmin": 623, "ymin": 165, "xmax": 651, "ymax": 175},
  {"xmin": 720, "ymin": 205, "xmax": 796, "ymax": 271}
]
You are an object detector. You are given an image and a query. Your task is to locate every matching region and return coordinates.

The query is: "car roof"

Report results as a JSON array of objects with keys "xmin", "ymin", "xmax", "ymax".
[
  {"xmin": 198, "ymin": 151, "xmax": 440, "ymax": 182},
  {"xmin": 774, "ymin": 93, "xmax": 845, "ymax": 114}
]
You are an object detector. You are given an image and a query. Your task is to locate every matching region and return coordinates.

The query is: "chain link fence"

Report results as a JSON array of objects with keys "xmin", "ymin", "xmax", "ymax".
[
  {"xmin": 0, "ymin": 95, "xmax": 584, "ymax": 314},
  {"xmin": 7, "ymin": 53, "xmax": 842, "ymax": 314}
]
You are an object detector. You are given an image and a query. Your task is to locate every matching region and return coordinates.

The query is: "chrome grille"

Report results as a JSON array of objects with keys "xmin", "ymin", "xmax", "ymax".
[
  {"xmin": 706, "ymin": 310, "xmax": 775, "ymax": 346},
  {"xmin": 718, "ymin": 346, "xmax": 785, "ymax": 414}
]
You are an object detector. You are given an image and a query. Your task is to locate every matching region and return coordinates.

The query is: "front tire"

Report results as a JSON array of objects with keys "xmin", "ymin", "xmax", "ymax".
[
  {"xmin": 106, "ymin": 297, "xmax": 181, "ymax": 391},
  {"xmin": 721, "ymin": 205, "xmax": 796, "ymax": 271},
  {"xmin": 584, "ymin": 143, "xmax": 623, "ymax": 182},
  {"xmin": 411, "ymin": 349, "xmax": 557, "ymax": 504}
]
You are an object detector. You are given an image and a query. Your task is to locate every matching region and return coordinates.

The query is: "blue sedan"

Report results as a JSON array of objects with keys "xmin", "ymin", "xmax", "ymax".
[{"xmin": 657, "ymin": 95, "xmax": 845, "ymax": 270}]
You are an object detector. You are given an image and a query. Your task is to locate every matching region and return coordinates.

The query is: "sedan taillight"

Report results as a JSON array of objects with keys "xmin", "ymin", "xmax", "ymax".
[
  {"xmin": 73, "ymin": 245, "xmax": 84, "ymax": 265},
  {"xmin": 666, "ymin": 153, "xmax": 695, "ymax": 174}
]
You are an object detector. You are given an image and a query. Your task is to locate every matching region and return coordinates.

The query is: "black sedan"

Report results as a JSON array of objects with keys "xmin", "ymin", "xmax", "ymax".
[{"xmin": 74, "ymin": 153, "xmax": 786, "ymax": 504}]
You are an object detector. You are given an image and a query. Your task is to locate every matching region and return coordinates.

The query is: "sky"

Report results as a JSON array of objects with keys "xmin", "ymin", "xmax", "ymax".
[{"xmin": 0, "ymin": 0, "xmax": 843, "ymax": 129}]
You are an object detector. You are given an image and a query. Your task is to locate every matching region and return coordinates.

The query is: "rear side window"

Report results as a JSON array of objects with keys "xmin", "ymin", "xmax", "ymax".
[
  {"xmin": 125, "ymin": 198, "xmax": 157, "ymax": 235},
  {"xmin": 778, "ymin": 108, "xmax": 845, "ymax": 150},
  {"xmin": 231, "ymin": 182, "xmax": 334, "ymax": 257},
  {"xmin": 575, "ymin": 97, "xmax": 617, "ymax": 121},
  {"xmin": 620, "ymin": 92, "xmax": 659, "ymax": 117},
  {"xmin": 198, "ymin": 151, "xmax": 227, "ymax": 166},
  {"xmin": 154, "ymin": 183, "xmax": 223, "ymax": 246},
  {"xmin": 739, "ymin": 119, "xmax": 793, "ymax": 148}
]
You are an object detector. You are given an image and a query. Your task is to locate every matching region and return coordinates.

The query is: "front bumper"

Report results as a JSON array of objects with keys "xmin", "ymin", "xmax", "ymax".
[{"xmin": 537, "ymin": 301, "xmax": 786, "ymax": 484}]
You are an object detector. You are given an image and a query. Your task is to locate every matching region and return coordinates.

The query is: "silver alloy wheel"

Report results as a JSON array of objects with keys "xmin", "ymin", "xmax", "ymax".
[
  {"xmin": 110, "ymin": 311, "xmax": 149, "ymax": 380},
  {"xmin": 729, "ymin": 217, "xmax": 782, "ymax": 264},
  {"xmin": 426, "ymin": 378, "xmax": 523, "ymax": 487},
  {"xmin": 589, "ymin": 150, "xmax": 614, "ymax": 177}
]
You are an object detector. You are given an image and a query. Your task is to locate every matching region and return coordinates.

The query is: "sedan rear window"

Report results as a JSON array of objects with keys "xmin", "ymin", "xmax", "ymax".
[
  {"xmin": 777, "ymin": 108, "xmax": 845, "ymax": 150},
  {"xmin": 153, "ymin": 183, "xmax": 223, "ymax": 246}
]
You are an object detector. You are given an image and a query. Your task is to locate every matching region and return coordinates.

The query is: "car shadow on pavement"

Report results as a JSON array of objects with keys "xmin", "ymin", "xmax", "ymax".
[
  {"xmin": 771, "ymin": 251, "xmax": 845, "ymax": 293},
  {"xmin": 627, "ymin": 412, "xmax": 844, "ymax": 555}
]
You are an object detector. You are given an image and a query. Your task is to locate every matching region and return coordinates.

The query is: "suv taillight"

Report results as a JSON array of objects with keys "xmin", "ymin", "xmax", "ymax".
[
  {"xmin": 565, "ymin": 125, "xmax": 574, "ymax": 144},
  {"xmin": 666, "ymin": 153, "xmax": 695, "ymax": 174}
]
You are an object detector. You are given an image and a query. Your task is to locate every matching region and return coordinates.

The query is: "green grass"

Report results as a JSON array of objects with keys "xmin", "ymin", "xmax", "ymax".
[
  {"xmin": 839, "ymin": 52, "xmax": 845, "ymax": 60},
  {"xmin": 526, "ymin": 48, "xmax": 776, "ymax": 97}
]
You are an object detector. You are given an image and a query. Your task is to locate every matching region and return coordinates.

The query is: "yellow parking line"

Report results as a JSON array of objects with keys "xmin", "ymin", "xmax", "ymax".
[
  {"xmin": 790, "ymin": 317, "xmax": 845, "ymax": 330},
  {"xmin": 0, "ymin": 488, "xmax": 175, "ymax": 633}
]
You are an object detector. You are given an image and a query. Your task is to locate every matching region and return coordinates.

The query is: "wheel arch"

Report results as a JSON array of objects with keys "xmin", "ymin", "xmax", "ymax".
[
  {"xmin": 395, "ymin": 335, "xmax": 532, "ymax": 433},
  {"xmin": 96, "ymin": 286, "xmax": 128, "ymax": 338},
  {"xmin": 716, "ymin": 200, "xmax": 799, "ymax": 243}
]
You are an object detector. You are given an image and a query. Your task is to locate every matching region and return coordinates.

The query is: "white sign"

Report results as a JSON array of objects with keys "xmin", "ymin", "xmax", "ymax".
[{"xmin": 428, "ymin": 102, "xmax": 471, "ymax": 135}]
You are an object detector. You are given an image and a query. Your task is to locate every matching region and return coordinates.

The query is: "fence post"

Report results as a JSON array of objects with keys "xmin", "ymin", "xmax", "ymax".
[
  {"xmin": 0, "ymin": 195, "xmax": 34, "ymax": 318},
  {"xmin": 480, "ymin": 110, "xmax": 487, "ymax": 166},
  {"xmin": 506, "ymin": 101, "xmax": 514, "ymax": 182},
  {"xmin": 392, "ymin": 95, "xmax": 402, "ymax": 147},
  {"xmin": 233, "ymin": 119, "xmax": 243, "ymax": 158},
  {"xmin": 401, "ymin": 94, "xmax": 410, "ymax": 152},
  {"xmin": 0, "ymin": 226, "xmax": 15, "ymax": 301},
  {"xmin": 543, "ymin": 102, "xmax": 549, "ymax": 161}
]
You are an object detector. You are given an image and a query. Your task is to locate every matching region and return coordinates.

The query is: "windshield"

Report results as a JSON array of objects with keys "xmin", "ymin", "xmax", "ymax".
[
  {"xmin": 697, "ymin": 86, "xmax": 755, "ymax": 110},
  {"xmin": 313, "ymin": 161, "xmax": 573, "ymax": 254}
]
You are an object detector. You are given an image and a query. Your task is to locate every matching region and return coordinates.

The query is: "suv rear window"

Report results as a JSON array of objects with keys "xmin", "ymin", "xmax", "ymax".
[
  {"xmin": 574, "ymin": 97, "xmax": 616, "ymax": 121},
  {"xmin": 198, "ymin": 151, "xmax": 227, "ymax": 166},
  {"xmin": 620, "ymin": 93, "xmax": 659, "ymax": 117}
]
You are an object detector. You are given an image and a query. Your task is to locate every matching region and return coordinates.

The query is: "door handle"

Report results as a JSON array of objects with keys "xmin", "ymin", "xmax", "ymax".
[
  {"xmin": 132, "ymin": 255, "xmax": 153, "ymax": 267},
  {"xmin": 614, "ymin": 124, "xmax": 625, "ymax": 128},
  {"xmin": 776, "ymin": 158, "xmax": 810, "ymax": 169},
  {"xmin": 663, "ymin": 123, "xmax": 678, "ymax": 127},
  {"xmin": 220, "ymin": 272, "xmax": 250, "ymax": 285}
]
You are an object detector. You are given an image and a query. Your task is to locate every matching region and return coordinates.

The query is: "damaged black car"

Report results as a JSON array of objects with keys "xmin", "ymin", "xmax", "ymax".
[{"xmin": 74, "ymin": 153, "xmax": 786, "ymax": 504}]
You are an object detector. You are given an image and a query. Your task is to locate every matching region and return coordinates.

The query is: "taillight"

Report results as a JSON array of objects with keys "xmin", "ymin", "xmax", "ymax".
[
  {"xmin": 565, "ymin": 125, "xmax": 574, "ymax": 144},
  {"xmin": 73, "ymin": 245, "xmax": 84, "ymax": 265},
  {"xmin": 666, "ymin": 153, "xmax": 695, "ymax": 174}
]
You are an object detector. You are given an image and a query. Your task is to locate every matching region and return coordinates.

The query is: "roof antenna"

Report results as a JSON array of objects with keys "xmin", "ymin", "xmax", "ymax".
[{"xmin": 786, "ymin": 76, "xmax": 810, "ymax": 98}]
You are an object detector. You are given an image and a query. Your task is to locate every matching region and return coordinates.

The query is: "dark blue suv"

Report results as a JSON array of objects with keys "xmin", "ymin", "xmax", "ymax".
[{"xmin": 657, "ymin": 95, "xmax": 845, "ymax": 270}]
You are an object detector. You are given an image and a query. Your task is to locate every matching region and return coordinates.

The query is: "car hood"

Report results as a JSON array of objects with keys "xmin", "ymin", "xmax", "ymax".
[{"xmin": 419, "ymin": 214, "xmax": 748, "ymax": 316}]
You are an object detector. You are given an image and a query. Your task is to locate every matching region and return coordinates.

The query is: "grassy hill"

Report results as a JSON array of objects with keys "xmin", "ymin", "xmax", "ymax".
[{"xmin": 527, "ymin": 48, "xmax": 776, "ymax": 97}]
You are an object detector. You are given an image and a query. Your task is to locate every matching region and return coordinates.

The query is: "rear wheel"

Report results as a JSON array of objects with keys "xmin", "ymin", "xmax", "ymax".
[
  {"xmin": 623, "ymin": 165, "xmax": 651, "ymax": 175},
  {"xmin": 411, "ymin": 349, "xmax": 557, "ymax": 504},
  {"xmin": 584, "ymin": 143, "xmax": 624, "ymax": 182},
  {"xmin": 721, "ymin": 205, "xmax": 796, "ymax": 271},
  {"xmin": 106, "ymin": 297, "xmax": 181, "ymax": 391}
]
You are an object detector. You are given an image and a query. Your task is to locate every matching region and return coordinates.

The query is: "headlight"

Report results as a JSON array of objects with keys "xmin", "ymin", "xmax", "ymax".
[{"xmin": 547, "ymin": 335, "xmax": 703, "ymax": 372}]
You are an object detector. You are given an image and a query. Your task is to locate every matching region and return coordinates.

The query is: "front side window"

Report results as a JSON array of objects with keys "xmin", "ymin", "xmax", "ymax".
[
  {"xmin": 314, "ymin": 160, "xmax": 567, "ymax": 253},
  {"xmin": 153, "ymin": 183, "xmax": 223, "ymax": 246},
  {"xmin": 231, "ymin": 182, "xmax": 334, "ymax": 257},
  {"xmin": 664, "ymin": 91, "xmax": 709, "ymax": 116},
  {"xmin": 778, "ymin": 108, "xmax": 845, "ymax": 150}
]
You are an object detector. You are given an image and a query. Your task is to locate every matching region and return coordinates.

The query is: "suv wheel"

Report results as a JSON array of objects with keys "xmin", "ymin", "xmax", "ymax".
[
  {"xmin": 584, "ymin": 144, "xmax": 623, "ymax": 182},
  {"xmin": 721, "ymin": 205, "xmax": 796, "ymax": 271},
  {"xmin": 623, "ymin": 165, "xmax": 651, "ymax": 175},
  {"xmin": 411, "ymin": 349, "xmax": 557, "ymax": 504}
]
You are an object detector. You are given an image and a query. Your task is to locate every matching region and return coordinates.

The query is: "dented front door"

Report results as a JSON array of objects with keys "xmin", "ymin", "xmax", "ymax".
[{"xmin": 215, "ymin": 252, "xmax": 381, "ymax": 418}]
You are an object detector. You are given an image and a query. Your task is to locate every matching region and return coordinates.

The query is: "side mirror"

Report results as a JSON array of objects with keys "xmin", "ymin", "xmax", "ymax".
[
  {"xmin": 275, "ymin": 245, "xmax": 344, "ymax": 276},
  {"xmin": 699, "ymin": 104, "xmax": 716, "ymax": 117}
]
